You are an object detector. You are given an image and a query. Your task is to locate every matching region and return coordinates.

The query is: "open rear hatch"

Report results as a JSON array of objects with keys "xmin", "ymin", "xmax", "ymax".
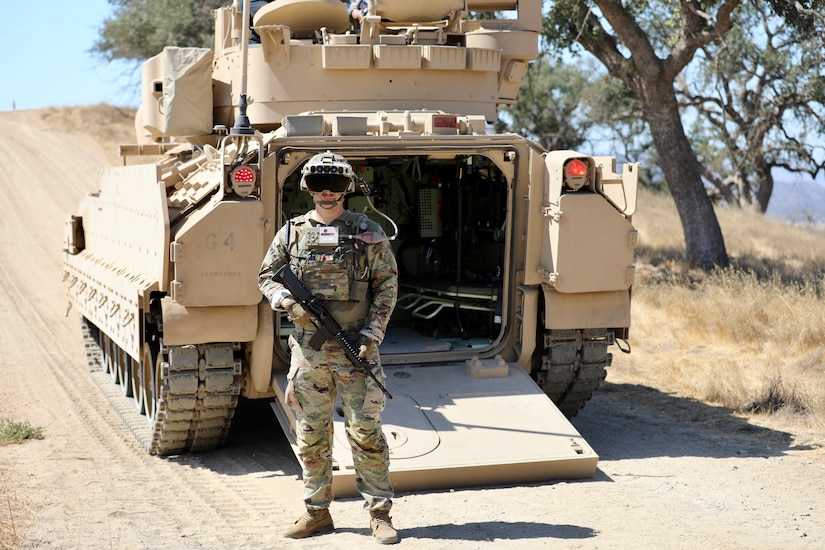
[
  {"xmin": 270, "ymin": 148, "xmax": 598, "ymax": 494},
  {"xmin": 271, "ymin": 357, "xmax": 597, "ymax": 496}
]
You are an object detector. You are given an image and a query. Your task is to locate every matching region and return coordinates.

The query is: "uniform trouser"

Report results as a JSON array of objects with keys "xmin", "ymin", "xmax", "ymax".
[{"xmin": 287, "ymin": 332, "xmax": 393, "ymax": 511}]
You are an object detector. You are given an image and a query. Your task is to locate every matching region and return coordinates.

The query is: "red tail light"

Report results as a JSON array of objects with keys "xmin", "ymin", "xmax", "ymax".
[
  {"xmin": 229, "ymin": 165, "xmax": 257, "ymax": 197},
  {"xmin": 565, "ymin": 159, "xmax": 588, "ymax": 178},
  {"xmin": 563, "ymin": 159, "xmax": 589, "ymax": 190},
  {"xmin": 231, "ymin": 166, "xmax": 256, "ymax": 184}
]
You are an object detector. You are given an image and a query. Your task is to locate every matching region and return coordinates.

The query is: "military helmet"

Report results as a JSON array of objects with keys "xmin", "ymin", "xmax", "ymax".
[{"xmin": 299, "ymin": 151, "xmax": 356, "ymax": 194}]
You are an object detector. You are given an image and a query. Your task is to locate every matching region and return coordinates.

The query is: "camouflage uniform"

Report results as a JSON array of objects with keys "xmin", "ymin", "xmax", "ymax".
[{"xmin": 259, "ymin": 209, "xmax": 398, "ymax": 512}]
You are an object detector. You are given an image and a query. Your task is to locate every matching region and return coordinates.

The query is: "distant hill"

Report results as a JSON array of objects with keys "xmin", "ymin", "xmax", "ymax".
[{"xmin": 767, "ymin": 178, "xmax": 825, "ymax": 225}]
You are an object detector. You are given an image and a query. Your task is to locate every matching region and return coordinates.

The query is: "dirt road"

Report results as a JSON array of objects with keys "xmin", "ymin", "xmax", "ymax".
[{"xmin": 1, "ymin": 106, "xmax": 823, "ymax": 549}]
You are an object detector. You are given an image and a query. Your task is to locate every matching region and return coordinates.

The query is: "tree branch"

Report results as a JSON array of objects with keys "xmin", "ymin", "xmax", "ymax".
[
  {"xmin": 663, "ymin": 0, "xmax": 743, "ymax": 81},
  {"xmin": 788, "ymin": 0, "xmax": 825, "ymax": 23}
]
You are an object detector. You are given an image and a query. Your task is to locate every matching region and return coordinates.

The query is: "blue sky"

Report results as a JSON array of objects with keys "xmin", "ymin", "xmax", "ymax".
[
  {"xmin": 0, "ymin": 1, "xmax": 140, "ymax": 112},
  {"xmin": 1, "ymin": 1, "xmax": 820, "ymax": 213}
]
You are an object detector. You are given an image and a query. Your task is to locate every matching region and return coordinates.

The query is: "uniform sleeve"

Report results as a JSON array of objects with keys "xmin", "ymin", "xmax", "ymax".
[
  {"xmin": 360, "ymin": 239, "xmax": 399, "ymax": 344},
  {"xmin": 258, "ymin": 225, "xmax": 291, "ymax": 308}
]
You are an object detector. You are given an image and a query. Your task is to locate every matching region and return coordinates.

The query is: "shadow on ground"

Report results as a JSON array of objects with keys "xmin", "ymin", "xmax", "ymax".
[
  {"xmin": 172, "ymin": 380, "xmax": 800, "ymax": 485},
  {"xmin": 332, "ymin": 521, "xmax": 595, "ymax": 542},
  {"xmin": 571, "ymin": 381, "xmax": 798, "ymax": 461}
]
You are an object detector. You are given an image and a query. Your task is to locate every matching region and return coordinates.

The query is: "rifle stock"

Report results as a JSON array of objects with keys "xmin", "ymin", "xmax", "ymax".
[{"xmin": 273, "ymin": 264, "xmax": 393, "ymax": 399}]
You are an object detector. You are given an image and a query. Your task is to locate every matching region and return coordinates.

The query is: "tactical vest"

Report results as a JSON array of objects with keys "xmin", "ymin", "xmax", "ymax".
[{"xmin": 283, "ymin": 210, "xmax": 378, "ymax": 325}]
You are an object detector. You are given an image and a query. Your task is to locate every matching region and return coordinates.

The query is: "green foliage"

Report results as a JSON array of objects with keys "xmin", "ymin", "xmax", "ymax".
[
  {"xmin": 766, "ymin": 0, "xmax": 825, "ymax": 33},
  {"xmin": 541, "ymin": 0, "xmax": 825, "ymax": 205},
  {"xmin": 0, "ymin": 419, "xmax": 44, "ymax": 445},
  {"xmin": 497, "ymin": 56, "xmax": 589, "ymax": 151},
  {"xmin": 92, "ymin": 0, "xmax": 226, "ymax": 62},
  {"xmin": 542, "ymin": 1, "xmax": 595, "ymax": 52},
  {"xmin": 681, "ymin": 0, "xmax": 825, "ymax": 209},
  {"xmin": 498, "ymin": 53, "xmax": 668, "ymax": 188}
]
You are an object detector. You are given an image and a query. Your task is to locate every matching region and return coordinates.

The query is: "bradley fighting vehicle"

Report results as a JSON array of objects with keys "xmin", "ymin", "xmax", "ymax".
[{"xmin": 64, "ymin": 0, "xmax": 639, "ymax": 495}]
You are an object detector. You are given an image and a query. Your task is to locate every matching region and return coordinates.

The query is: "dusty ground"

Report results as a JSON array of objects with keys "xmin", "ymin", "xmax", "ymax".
[{"xmin": 1, "ymin": 106, "xmax": 823, "ymax": 549}]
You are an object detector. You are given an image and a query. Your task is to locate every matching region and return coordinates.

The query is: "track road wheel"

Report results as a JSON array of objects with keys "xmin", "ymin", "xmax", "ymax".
[
  {"xmin": 130, "ymin": 351, "xmax": 144, "ymax": 414},
  {"xmin": 102, "ymin": 334, "xmax": 117, "ymax": 382},
  {"xmin": 140, "ymin": 343, "xmax": 158, "ymax": 424},
  {"xmin": 117, "ymin": 346, "xmax": 133, "ymax": 397}
]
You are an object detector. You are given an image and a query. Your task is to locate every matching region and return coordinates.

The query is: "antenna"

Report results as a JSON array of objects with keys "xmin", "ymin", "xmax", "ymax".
[{"xmin": 231, "ymin": 0, "xmax": 254, "ymax": 136}]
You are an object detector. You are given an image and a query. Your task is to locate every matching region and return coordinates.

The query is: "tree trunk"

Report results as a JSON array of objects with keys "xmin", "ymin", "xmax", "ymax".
[
  {"xmin": 645, "ymin": 91, "xmax": 730, "ymax": 269},
  {"xmin": 753, "ymin": 157, "xmax": 774, "ymax": 213}
]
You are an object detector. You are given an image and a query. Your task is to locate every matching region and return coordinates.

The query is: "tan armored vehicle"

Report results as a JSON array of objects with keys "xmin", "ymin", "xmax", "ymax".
[{"xmin": 64, "ymin": 0, "xmax": 639, "ymax": 494}]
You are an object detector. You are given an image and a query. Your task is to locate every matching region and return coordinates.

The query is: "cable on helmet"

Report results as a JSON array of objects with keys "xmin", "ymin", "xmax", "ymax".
[{"xmin": 300, "ymin": 151, "xmax": 356, "ymax": 194}]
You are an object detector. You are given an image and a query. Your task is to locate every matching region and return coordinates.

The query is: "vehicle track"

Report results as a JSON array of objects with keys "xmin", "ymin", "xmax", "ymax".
[
  {"xmin": 0, "ymin": 115, "xmax": 299, "ymax": 547},
  {"xmin": 2, "ymin": 256, "xmax": 301, "ymax": 548}
]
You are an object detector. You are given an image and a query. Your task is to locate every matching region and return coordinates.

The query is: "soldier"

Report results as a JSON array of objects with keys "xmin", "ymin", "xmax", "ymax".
[
  {"xmin": 348, "ymin": 0, "xmax": 369, "ymax": 29},
  {"xmin": 248, "ymin": 0, "xmax": 271, "ymax": 43},
  {"xmin": 258, "ymin": 151, "xmax": 399, "ymax": 544}
]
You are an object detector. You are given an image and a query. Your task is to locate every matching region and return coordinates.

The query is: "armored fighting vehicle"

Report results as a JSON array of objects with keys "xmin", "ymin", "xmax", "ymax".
[{"xmin": 64, "ymin": 0, "xmax": 639, "ymax": 494}]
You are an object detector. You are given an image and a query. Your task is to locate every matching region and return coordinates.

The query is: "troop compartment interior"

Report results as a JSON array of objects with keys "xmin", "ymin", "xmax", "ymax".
[{"xmin": 275, "ymin": 148, "xmax": 516, "ymax": 365}]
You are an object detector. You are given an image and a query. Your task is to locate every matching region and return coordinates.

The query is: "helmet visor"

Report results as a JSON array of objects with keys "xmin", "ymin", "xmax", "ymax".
[{"xmin": 304, "ymin": 174, "xmax": 351, "ymax": 193}]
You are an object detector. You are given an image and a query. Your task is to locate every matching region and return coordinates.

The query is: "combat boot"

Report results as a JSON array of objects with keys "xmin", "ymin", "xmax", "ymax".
[
  {"xmin": 283, "ymin": 507, "xmax": 334, "ymax": 539},
  {"xmin": 370, "ymin": 509, "xmax": 398, "ymax": 544}
]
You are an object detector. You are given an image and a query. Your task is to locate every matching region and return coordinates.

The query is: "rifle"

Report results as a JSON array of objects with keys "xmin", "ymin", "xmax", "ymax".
[{"xmin": 273, "ymin": 264, "xmax": 393, "ymax": 399}]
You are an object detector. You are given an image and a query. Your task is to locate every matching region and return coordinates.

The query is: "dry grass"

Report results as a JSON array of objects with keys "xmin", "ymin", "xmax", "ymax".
[
  {"xmin": 614, "ymin": 189, "xmax": 825, "ymax": 433},
  {"xmin": 39, "ymin": 104, "xmax": 137, "ymax": 146},
  {"xmin": 0, "ymin": 462, "xmax": 32, "ymax": 549},
  {"xmin": 0, "ymin": 421, "xmax": 42, "ymax": 546}
]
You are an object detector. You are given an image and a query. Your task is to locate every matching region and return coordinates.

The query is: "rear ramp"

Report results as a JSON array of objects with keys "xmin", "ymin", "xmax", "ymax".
[{"xmin": 271, "ymin": 358, "xmax": 598, "ymax": 497}]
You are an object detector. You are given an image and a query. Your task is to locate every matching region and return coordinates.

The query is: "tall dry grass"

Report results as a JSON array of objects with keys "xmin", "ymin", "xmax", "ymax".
[{"xmin": 613, "ymin": 189, "xmax": 825, "ymax": 432}]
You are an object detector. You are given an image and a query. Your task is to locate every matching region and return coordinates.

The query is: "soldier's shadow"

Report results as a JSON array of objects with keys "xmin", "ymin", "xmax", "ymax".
[{"xmin": 333, "ymin": 521, "xmax": 595, "ymax": 542}]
